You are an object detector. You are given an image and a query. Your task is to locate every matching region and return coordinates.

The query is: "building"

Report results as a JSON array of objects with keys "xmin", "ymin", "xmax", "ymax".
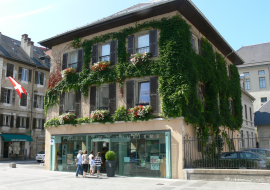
[
  {"xmin": 236, "ymin": 42, "xmax": 270, "ymax": 111},
  {"xmin": 0, "ymin": 33, "xmax": 50, "ymax": 159},
  {"xmin": 40, "ymin": 0, "xmax": 244, "ymax": 179}
]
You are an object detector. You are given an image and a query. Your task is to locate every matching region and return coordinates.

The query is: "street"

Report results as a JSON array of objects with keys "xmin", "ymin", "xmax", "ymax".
[{"xmin": 0, "ymin": 161, "xmax": 270, "ymax": 190}]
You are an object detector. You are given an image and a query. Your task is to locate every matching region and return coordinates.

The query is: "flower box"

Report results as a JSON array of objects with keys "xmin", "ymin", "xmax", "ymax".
[
  {"xmin": 130, "ymin": 52, "xmax": 151, "ymax": 65},
  {"xmin": 90, "ymin": 109, "xmax": 110, "ymax": 123},
  {"xmin": 59, "ymin": 112, "xmax": 76, "ymax": 125},
  {"xmin": 128, "ymin": 105, "xmax": 153, "ymax": 121},
  {"xmin": 61, "ymin": 68, "xmax": 76, "ymax": 78},
  {"xmin": 91, "ymin": 61, "xmax": 111, "ymax": 72}
]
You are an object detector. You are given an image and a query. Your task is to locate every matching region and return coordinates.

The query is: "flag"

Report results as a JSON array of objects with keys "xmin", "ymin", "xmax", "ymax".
[{"xmin": 8, "ymin": 77, "xmax": 27, "ymax": 98}]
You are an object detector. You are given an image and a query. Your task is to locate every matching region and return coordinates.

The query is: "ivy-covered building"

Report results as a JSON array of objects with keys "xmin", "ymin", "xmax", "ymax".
[{"xmin": 39, "ymin": 0, "xmax": 243, "ymax": 179}]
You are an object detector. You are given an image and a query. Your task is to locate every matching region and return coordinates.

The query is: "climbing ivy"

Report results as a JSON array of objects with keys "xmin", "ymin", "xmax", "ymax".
[{"xmin": 44, "ymin": 15, "xmax": 242, "ymax": 137}]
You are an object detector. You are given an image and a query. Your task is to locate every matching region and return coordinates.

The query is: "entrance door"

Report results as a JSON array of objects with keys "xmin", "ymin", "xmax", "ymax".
[{"xmin": 4, "ymin": 142, "xmax": 10, "ymax": 158}]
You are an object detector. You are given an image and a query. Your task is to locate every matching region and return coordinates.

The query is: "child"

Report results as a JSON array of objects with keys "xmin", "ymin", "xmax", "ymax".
[
  {"xmin": 95, "ymin": 152, "xmax": 102, "ymax": 178},
  {"xmin": 90, "ymin": 156, "xmax": 95, "ymax": 176}
]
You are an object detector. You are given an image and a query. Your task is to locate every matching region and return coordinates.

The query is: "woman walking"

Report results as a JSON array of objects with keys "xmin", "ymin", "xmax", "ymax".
[
  {"xmin": 89, "ymin": 151, "xmax": 94, "ymax": 175},
  {"xmin": 95, "ymin": 152, "xmax": 103, "ymax": 178},
  {"xmin": 82, "ymin": 150, "xmax": 89, "ymax": 178}
]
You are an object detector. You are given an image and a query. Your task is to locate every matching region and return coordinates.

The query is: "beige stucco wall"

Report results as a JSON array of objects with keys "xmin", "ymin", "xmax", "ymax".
[
  {"xmin": 237, "ymin": 63, "xmax": 270, "ymax": 111},
  {"xmin": 44, "ymin": 117, "xmax": 195, "ymax": 179}
]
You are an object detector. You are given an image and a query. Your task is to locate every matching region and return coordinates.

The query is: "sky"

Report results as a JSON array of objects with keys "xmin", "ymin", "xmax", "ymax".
[{"xmin": 0, "ymin": 0, "xmax": 270, "ymax": 51}]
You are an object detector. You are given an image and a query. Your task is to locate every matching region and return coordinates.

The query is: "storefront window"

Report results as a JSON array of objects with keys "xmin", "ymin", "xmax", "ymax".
[{"xmin": 51, "ymin": 131, "xmax": 171, "ymax": 178}]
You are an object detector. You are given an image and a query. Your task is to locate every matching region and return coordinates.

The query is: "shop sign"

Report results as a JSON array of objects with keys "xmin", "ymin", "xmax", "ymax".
[
  {"xmin": 151, "ymin": 164, "xmax": 159, "ymax": 170},
  {"xmin": 11, "ymin": 139, "xmax": 27, "ymax": 141},
  {"xmin": 50, "ymin": 139, "xmax": 54, "ymax": 145},
  {"xmin": 150, "ymin": 156, "xmax": 159, "ymax": 163}
]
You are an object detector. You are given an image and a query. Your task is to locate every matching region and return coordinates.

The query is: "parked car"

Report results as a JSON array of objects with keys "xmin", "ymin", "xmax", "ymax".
[
  {"xmin": 36, "ymin": 151, "xmax": 45, "ymax": 162},
  {"xmin": 244, "ymin": 148, "xmax": 270, "ymax": 159},
  {"xmin": 220, "ymin": 151, "xmax": 266, "ymax": 168}
]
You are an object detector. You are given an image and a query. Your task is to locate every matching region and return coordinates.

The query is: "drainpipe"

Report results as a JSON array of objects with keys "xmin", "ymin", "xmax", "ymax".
[{"xmin": 30, "ymin": 66, "xmax": 37, "ymax": 158}]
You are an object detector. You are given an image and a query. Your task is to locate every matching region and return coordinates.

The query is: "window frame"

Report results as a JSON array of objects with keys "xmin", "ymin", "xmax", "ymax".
[
  {"xmin": 259, "ymin": 77, "xmax": 266, "ymax": 88},
  {"xmin": 137, "ymin": 81, "xmax": 150, "ymax": 105},
  {"xmin": 21, "ymin": 68, "xmax": 28, "ymax": 81},
  {"xmin": 68, "ymin": 51, "xmax": 78, "ymax": 69},
  {"xmin": 191, "ymin": 34, "xmax": 199, "ymax": 54},
  {"xmin": 134, "ymin": 78, "xmax": 151, "ymax": 106},
  {"xmin": 20, "ymin": 117, "xmax": 26, "ymax": 128},
  {"xmin": 245, "ymin": 78, "xmax": 250, "ymax": 90},
  {"xmin": 3, "ymin": 115, "xmax": 11, "ymax": 126},
  {"xmin": 36, "ymin": 95, "xmax": 44, "ymax": 109},
  {"xmin": 243, "ymin": 72, "xmax": 249, "ymax": 77},
  {"xmin": 36, "ymin": 119, "xmax": 43, "ymax": 129},
  {"xmin": 97, "ymin": 84, "xmax": 110, "ymax": 110},
  {"xmin": 99, "ymin": 43, "xmax": 110, "ymax": 62},
  {"xmin": 258, "ymin": 70, "xmax": 265, "ymax": 75},
  {"xmin": 4, "ymin": 89, "xmax": 12, "ymax": 104},
  {"xmin": 261, "ymin": 97, "xmax": 267, "ymax": 103},
  {"xmin": 64, "ymin": 91, "xmax": 75, "ymax": 113},
  {"xmin": 136, "ymin": 34, "xmax": 150, "ymax": 54}
]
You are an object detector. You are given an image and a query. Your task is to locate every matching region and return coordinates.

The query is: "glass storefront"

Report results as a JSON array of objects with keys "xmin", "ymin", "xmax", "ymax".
[{"xmin": 51, "ymin": 131, "xmax": 171, "ymax": 178}]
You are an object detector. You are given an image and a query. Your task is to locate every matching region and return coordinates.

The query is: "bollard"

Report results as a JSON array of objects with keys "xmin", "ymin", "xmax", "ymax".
[{"xmin": 9, "ymin": 163, "xmax": 16, "ymax": 168}]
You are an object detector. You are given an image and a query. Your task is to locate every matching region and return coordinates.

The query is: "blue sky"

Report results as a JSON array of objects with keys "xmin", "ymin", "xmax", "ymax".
[{"xmin": 0, "ymin": 0, "xmax": 270, "ymax": 51}]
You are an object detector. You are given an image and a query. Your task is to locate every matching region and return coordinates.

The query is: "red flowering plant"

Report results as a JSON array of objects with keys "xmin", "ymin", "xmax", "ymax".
[
  {"xmin": 59, "ymin": 112, "xmax": 77, "ymax": 126},
  {"xmin": 128, "ymin": 105, "xmax": 153, "ymax": 121},
  {"xmin": 90, "ymin": 109, "xmax": 112, "ymax": 124},
  {"xmin": 130, "ymin": 52, "xmax": 151, "ymax": 65},
  {"xmin": 91, "ymin": 61, "xmax": 111, "ymax": 72},
  {"xmin": 61, "ymin": 68, "xmax": 76, "ymax": 78}
]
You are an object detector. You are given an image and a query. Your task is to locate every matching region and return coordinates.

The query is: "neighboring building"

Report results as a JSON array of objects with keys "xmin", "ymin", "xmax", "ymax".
[
  {"xmin": 236, "ymin": 42, "xmax": 270, "ymax": 111},
  {"xmin": 239, "ymin": 74, "xmax": 256, "ymax": 149},
  {"xmin": 39, "ymin": 0, "xmax": 244, "ymax": 179},
  {"xmin": 0, "ymin": 33, "xmax": 50, "ymax": 159}
]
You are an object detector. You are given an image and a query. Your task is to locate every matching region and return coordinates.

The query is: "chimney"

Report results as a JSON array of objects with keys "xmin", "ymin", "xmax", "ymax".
[{"xmin": 21, "ymin": 34, "xmax": 34, "ymax": 58}]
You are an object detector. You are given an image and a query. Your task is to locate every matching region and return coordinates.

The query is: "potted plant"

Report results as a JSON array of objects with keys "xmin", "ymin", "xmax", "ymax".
[{"xmin": 105, "ymin": 151, "xmax": 116, "ymax": 177}]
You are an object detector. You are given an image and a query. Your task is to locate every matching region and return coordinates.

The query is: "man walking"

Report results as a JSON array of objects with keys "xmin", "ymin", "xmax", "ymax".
[{"xmin": 76, "ymin": 150, "xmax": 83, "ymax": 177}]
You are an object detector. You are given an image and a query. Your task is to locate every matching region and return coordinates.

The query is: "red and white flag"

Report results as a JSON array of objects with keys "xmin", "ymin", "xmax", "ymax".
[{"xmin": 8, "ymin": 77, "xmax": 27, "ymax": 98}]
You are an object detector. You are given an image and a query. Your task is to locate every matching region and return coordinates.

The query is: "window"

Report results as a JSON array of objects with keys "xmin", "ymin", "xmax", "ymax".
[
  {"xmin": 261, "ymin": 97, "xmax": 267, "ymax": 103},
  {"xmin": 244, "ymin": 105, "xmax": 247, "ymax": 120},
  {"xmin": 245, "ymin": 79, "xmax": 250, "ymax": 90},
  {"xmin": 36, "ymin": 119, "xmax": 43, "ymax": 129},
  {"xmin": 98, "ymin": 85, "xmax": 109, "ymax": 109},
  {"xmin": 137, "ymin": 34, "xmax": 149, "ymax": 53},
  {"xmin": 197, "ymin": 83, "xmax": 206, "ymax": 109},
  {"xmin": 22, "ymin": 68, "xmax": 28, "ymax": 81},
  {"xmin": 4, "ymin": 89, "xmax": 11, "ymax": 104},
  {"xmin": 64, "ymin": 91, "xmax": 75, "ymax": 112},
  {"xmin": 20, "ymin": 117, "xmax": 26, "ymax": 128},
  {"xmin": 38, "ymin": 72, "xmax": 42, "ymax": 85},
  {"xmin": 100, "ymin": 44, "xmax": 110, "ymax": 61},
  {"xmin": 249, "ymin": 107, "xmax": 252, "ymax": 121},
  {"xmin": 3, "ymin": 115, "xmax": 10, "ymax": 126},
  {"xmin": 138, "ymin": 82, "xmax": 150, "ymax": 105},
  {"xmin": 191, "ymin": 34, "xmax": 199, "ymax": 54},
  {"xmin": 241, "ymin": 130, "xmax": 244, "ymax": 148},
  {"xmin": 259, "ymin": 77, "xmax": 266, "ymax": 88},
  {"xmin": 36, "ymin": 95, "xmax": 44, "ymax": 109},
  {"xmin": 221, "ymin": 152, "xmax": 238, "ymax": 159},
  {"xmin": 258, "ymin": 70, "xmax": 265, "ymax": 75},
  {"xmin": 243, "ymin": 72, "xmax": 249, "ymax": 77},
  {"xmin": 68, "ymin": 51, "xmax": 78, "ymax": 69}
]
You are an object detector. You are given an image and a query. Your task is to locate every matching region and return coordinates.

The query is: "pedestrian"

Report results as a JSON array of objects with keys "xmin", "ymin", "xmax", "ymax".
[
  {"xmin": 88, "ymin": 151, "xmax": 94, "ymax": 175},
  {"xmin": 95, "ymin": 152, "xmax": 103, "ymax": 178},
  {"xmin": 82, "ymin": 150, "xmax": 89, "ymax": 178},
  {"xmin": 75, "ymin": 150, "xmax": 83, "ymax": 178},
  {"xmin": 90, "ymin": 156, "xmax": 95, "ymax": 176}
]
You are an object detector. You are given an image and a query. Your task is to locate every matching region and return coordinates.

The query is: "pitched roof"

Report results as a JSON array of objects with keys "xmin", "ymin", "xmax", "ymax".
[
  {"xmin": 39, "ymin": 0, "xmax": 243, "ymax": 65},
  {"xmin": 254, "ymin": 99, "xmax": 270, "ymax": 125},
  {"xmin": 0, "ymin": 34, "xmax": 50, "ymax": 70},
  {"xmin": 236, "ymin": 42, "xmax": 270, "ymax": 64}
]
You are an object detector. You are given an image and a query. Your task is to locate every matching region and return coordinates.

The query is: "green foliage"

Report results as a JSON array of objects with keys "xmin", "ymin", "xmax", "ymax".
[
  {"xmin": 76, "ymin": 117, "xmax": 91, "ymax": 125},
  {"xmin": 44, "ymin": 14, "xmax": 243, "ymax": 139},
  {"xmin": 113, "ymin": 106, "xmax": 128, "ymax": 122},
  {"xmin": 44, "ymin": 118, "xmax": 60, "ymax": 128},
  {"xmin": 105, "ymin": 151, "xmax": 116, "ymax": 160}
]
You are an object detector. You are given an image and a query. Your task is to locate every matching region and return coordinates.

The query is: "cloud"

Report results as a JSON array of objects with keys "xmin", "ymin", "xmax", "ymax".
[{"xmin": 0, "ymin": 5, "xmax": 53, "ymax": 23}]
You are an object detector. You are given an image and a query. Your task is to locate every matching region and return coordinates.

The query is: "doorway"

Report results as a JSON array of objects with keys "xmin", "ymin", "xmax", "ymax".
[
  {"xmin": 91, "ymin": 138, "xmax": 110, "ymax": 173},
  {"xmin": 3, "ymin": 142, "xmax": 10, "ymax": 158}
]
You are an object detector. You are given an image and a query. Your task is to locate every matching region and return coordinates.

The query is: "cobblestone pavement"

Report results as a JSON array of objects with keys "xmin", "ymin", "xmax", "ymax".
[{"xmin": 0, "ymin": 161, "xmax": 270, "ymax": 190}]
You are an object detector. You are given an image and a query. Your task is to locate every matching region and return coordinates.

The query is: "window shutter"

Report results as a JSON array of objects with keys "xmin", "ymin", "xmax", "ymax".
[
  {"xmin": 33, "ymin": 118, "xmax": 36, "ymax": 129},
  {"xmin": 149, "ymin": 30, "xmax": 157, "ymax": 57},
  {"xmin": 6, "ymin": 63, "xmax": 14, "ymax": 77},
  {"xmin": 42, "ymin": 96, "xmax": 44, "ymax": 109},
  {"xmin": 16, "ymin": 117, "xmax": 20, "ymax": 128},
  {"xmin": 77, "ymin": 49, "xmax": 84, "ymax": 72},
  {"xmin": 20, "ymin": 93, "xmax": 27, "ymax": 106},
  {"xmin": 1, "ymin": 88, "xmax": 5, "ymax": 103},
  {"xmin": 110, "ymin": 40, "xmax": 117, "ymax": 65},
  {"xmin": 90, "ymin": 86, "xmax": 96, "ymax": 112},
  {"xmin": 40, "ymin": 72, "xmax": 44, "ymax": 85},
  {"xmin": 10, "ymin": 115, "xmax": 14, "ymax": 127},
  {"xmin": 34, "ymin": 94, "xmax": 37, "ymax": 108},
  {"xmin": 198, "ymin": 38, "xmax": 202, "ymax": 55},
  {"xmin": 92, "ymin": 45, "xmax": 98, "ymax": 65},
  {"xmin": 59, "ymin": 92, "xmax": 65, "ymax": 115},
  {"xmin": 35, "ymin": 71, "xmax": 38, "ymax": 84},
  {"xmin": 127, "ymin": 35, "xmax": 134, "ymax": 61},
  {"xmin": 150, "ymin": 77, "xmax": 158, "ymax": 113},
  {"xmin": 6, "ymin": 63, "xmax": 10, "ymax": 77},
  {"xmin": 18, "ymin": 67, "xmax": 22, "ymax": 81},
  {"xmin": 26, "ymin": 117, "xmax": 29, "ymax": 129},
  {"xmin": 28, "ymin": 69, "xmax": 32, "ymax": 82},
  {"xmin": 12, "ymin": 90, "xmax": 15, "ymax": 105},
  {"xmin": 109, "ymin": 83, "xmax": 116, "ymax": 114},
  {"xmin": 62, "ymin": 53, "xmax": 68, "ymax": 70},
  {"xmin": 126, "ymin": 80, "xmax": 134, "ymax": 111},
  {"xmin": 75, "ymin": 91, "xmax": 81, "ymax": 118},
  {"xmin": 42, "ymin": 119, "xmax": 45, "ymax": 130},
  {"xmin": 0, "ymin": 114, "xmax": 3, "ymax": 126}
]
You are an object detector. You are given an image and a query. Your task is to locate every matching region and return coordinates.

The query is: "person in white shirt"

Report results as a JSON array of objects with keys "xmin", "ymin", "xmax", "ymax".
[
  {"xmin": 88, "ymin": 151, "xmax": 94, "ymax": 175},
  {"xmin": 76, "ymin": 150, "xmax": 83, "ymax": 177}
]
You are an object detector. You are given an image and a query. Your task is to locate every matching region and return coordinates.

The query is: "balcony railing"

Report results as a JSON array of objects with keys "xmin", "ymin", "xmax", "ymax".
[
  {"xmin": 99, "ymin": 55, "xmax": 110, "ymax": 62},
  {"xmin": 136, "ymin": 46, "xmax": 149, "ymax": 54}
]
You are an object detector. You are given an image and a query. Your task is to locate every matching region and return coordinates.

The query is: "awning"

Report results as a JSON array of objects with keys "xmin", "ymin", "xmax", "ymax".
[{"xmin": 0, "ymin": 134, "xmax": 33, "ymax": 142}]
